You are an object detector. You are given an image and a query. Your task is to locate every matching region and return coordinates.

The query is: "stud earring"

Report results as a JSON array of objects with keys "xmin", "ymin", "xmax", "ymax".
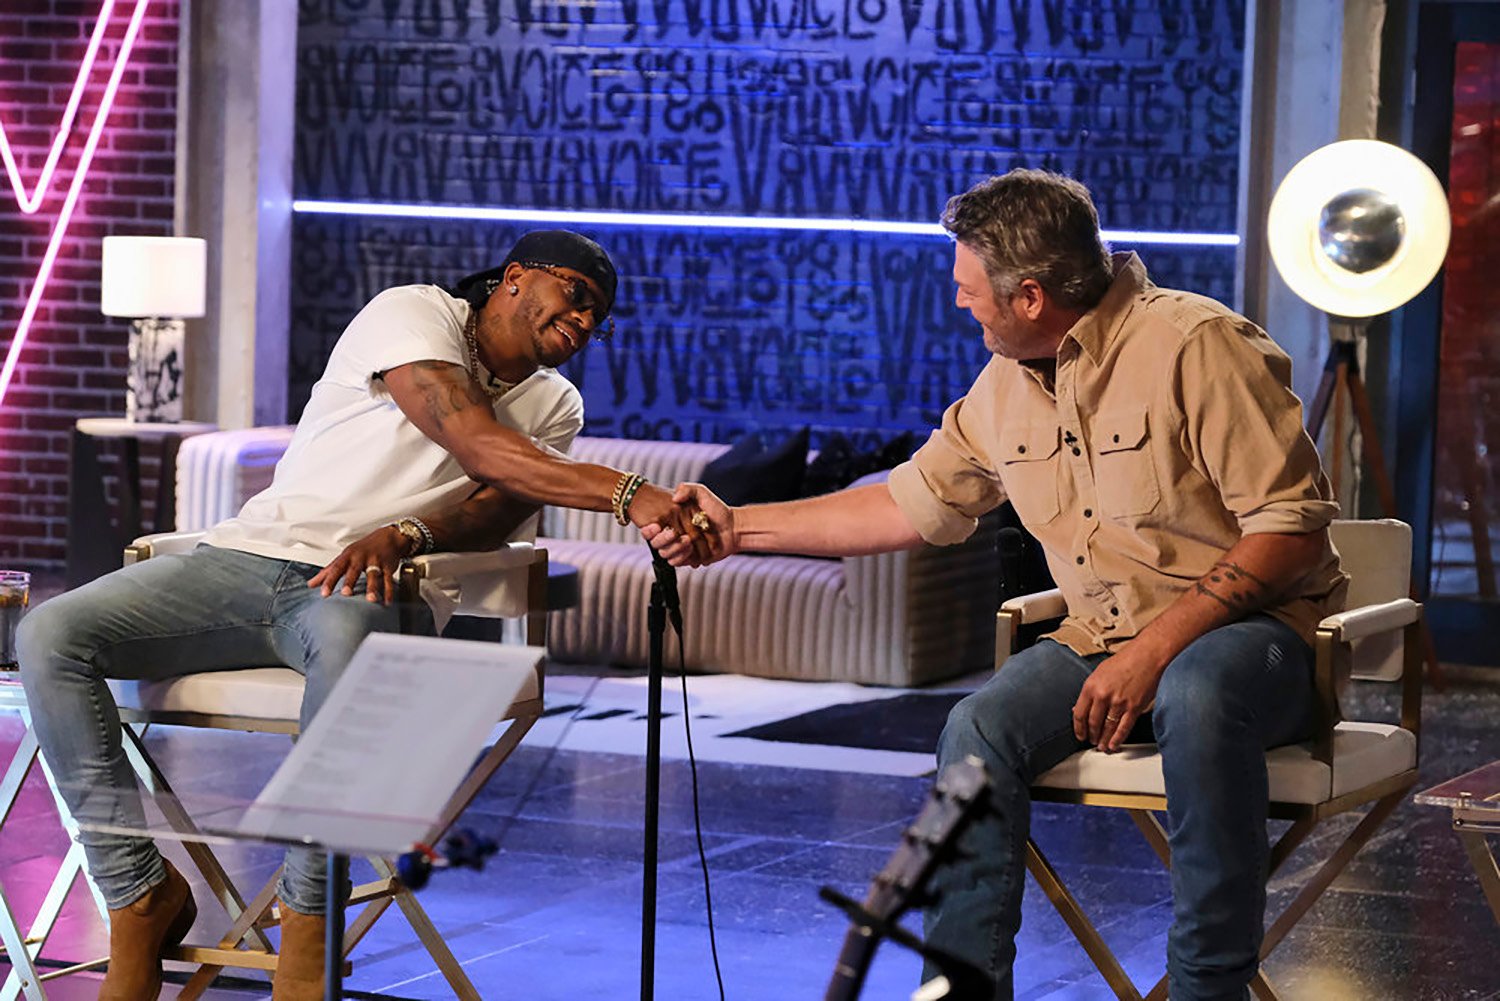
[{"xmin": 508, "ymin": 285, "xmax": 519, "ymax": 295}]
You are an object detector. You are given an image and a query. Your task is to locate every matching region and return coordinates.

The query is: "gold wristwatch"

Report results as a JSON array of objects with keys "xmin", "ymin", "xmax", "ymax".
[{"xmin": 390, "ymin": 518, "xmax": 426, "ymax": 556}]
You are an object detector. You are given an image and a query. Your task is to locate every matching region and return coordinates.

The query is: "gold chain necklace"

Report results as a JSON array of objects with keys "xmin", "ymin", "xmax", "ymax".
[{"xmin": 464, "ymin": 309, "xmax": 511, "ymax": 402}]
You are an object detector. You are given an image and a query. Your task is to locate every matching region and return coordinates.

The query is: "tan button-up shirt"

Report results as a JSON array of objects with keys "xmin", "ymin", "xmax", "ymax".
[{"xmin": 888, "ymin": 252, "xmax": 1347, "ymax": 655}]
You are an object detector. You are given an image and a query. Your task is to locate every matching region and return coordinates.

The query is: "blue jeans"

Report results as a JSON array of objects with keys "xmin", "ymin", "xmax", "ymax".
[
  {"xmin": 924, "ymin": 615, "xmax": 1316, "ymax": 1001},
  {"xmin": 16, "ymin": 545, "xmax": 432, "ymax": 914}
]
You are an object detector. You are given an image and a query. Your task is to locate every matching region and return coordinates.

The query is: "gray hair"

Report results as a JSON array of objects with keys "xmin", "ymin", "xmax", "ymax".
[{"xmin": 940, "ymin": 169, "xmax": 1114, "ymax": 310}]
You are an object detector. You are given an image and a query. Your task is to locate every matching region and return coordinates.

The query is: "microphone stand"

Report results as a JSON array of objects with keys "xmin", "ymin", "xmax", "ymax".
[{"xmin": 641, "ymin": 581, "xmax": 667, "ymax": 1001}]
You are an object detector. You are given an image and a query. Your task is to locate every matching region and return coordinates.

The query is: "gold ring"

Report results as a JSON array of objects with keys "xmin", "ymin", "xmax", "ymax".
[
  {"xmin": 365, "ymin": 565, "xmax": 383, "ymax": 575},
  {"xmin": 690, "ymin": 511, "xmax": 711, "ymax": 531},
  {"xmin": 1105, "ymin": 714, "xmax": 1121, "ymax": 723}
]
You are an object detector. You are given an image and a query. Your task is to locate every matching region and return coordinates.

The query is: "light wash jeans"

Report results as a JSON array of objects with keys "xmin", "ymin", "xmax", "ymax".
[
  {"xmin": 16, "ymin": 545, "xmax": 432, "ymax": 915},
  {"xmin": 924, "ymin": 615, "xmax": 1316, "ymax": 1001}
]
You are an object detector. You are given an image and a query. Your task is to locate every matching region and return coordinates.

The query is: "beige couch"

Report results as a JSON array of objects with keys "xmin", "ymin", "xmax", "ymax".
[{"xmin": 176, "ymin": 431, "xmax": 1002, "ymax": 686}]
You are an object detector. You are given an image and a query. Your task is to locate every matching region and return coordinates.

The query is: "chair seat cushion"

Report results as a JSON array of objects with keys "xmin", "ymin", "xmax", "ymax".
[
  {"xmin": 111, "ymin": 664, "xmax": 540, "ymax": 724},
  {"xmin": 1032, "ymin": 722, "xmax": 1417, "ymax": 805}
]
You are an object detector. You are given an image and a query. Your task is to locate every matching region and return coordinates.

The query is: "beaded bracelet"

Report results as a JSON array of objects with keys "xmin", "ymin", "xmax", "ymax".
[{"xmin": 619, "ymin": 475, "xmax": 646, "ymax": 524}]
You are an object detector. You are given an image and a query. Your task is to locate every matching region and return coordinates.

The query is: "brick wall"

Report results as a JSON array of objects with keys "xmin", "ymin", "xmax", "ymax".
[
  {"xmin": 1430, "ymin": 41, "xmax": 1499, "ymax": 597},
  {"xmin": 290, "ymin": 0, "xmax": 1244, "ymax": 437},
  {"xmin": 0, "ymin": 0, "xmax": 180, "ymax": 570}
]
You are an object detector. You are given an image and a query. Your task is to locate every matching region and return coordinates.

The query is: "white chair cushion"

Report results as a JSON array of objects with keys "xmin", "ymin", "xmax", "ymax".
[
  {"xmin": 1032, "ymin": 722, "xmax": 1416, "ymax": 806},
  {"xmin": 112, "ymin": 664, "xmax": 540, "ymax": 724}
]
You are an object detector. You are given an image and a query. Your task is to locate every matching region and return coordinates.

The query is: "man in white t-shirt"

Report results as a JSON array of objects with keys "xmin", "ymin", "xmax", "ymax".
[{"xmin": 18, "ymin": 230, "xmax": 704, "ymax": 1000}]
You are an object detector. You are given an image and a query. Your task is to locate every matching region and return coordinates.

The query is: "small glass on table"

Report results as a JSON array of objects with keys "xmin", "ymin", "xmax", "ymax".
[{"xmin": 0, "ymin": 570, "xmax": 29, "ymax": 671}]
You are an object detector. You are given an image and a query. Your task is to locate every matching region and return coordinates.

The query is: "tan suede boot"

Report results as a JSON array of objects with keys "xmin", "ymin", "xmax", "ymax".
[
  {"xmin": 272, "ymin": 905, "xmax": 328, "ymax": 1001},
  {"xmin": 99, "ymin": 860, "xmax": 197, "ymax": 1001}
]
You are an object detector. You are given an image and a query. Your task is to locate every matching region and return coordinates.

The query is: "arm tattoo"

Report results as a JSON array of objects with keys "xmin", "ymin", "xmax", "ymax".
[
  {"xmin": 407, "ymin": 361, "xmax": 489, "ymax": 429},
  {"xmin": 423, "ymin": 487, "xmax": 534, "ymax": 552},
  {"xmin": 1193, "ymin": 560, "xmax": 1272, "ymax": 615}
]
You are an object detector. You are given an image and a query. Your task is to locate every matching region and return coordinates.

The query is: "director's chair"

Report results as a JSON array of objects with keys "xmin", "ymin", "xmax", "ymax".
[
  {"xmin": 997, "ymin": 519, "xmax": 1423, "ymax": 1000},
  {"xmin": 1, "ymin": 532, "xmax": 548, "ymax": 1000}
]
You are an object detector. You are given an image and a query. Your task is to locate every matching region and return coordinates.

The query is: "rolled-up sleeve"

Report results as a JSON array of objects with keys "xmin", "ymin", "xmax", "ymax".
[
  {"xmin": 887, "ymin": 364, "xmax": 1006, "ymax": 545},
  {"xmin": 1172, "ymin": 319, "xmax": 1340, "ymax": 535}
]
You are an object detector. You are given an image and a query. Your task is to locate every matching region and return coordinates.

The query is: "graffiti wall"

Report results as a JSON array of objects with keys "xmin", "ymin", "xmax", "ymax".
[{"xmin": 291, "ymin": 0, "xmax": 1244, "ymax": 440}]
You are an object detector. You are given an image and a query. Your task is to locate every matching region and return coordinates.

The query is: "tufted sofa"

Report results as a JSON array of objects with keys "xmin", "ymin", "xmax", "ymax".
[{"xmin": 175, "ymin": 430, "xmax": 1003, "ymax": 686}]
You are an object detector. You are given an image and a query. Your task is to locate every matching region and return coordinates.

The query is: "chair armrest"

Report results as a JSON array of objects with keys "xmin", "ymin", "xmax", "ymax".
[
  {"xmin": 405, "ymin": 542, "xmax": 543, "ymax": 621},
  {"xmin": 1308, "ymin": 597, "xmax": 1425, "ymax": 772},
  {"xmin": 995, "ymin": 588, "xmax": 1067, "ymax": 669},
  {"xmin": 1317, "ymin": 598, "xmax": 1419, "ymax": 644},
  {"xmin": 410, "ymin": 544, "xmax": 539, "ymax": 580},
  {"xmin": 125, "ymin": 531, "xmax": 208, "ymax": 563},
  {"xmin": 1001, "ymin": 589, "xmax": 1066, "ymax": 623}
]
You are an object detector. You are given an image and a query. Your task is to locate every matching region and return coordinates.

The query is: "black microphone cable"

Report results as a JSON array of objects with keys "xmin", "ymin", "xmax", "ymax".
[{"xmin": 651, "ymin": 548, "xmax": 726, "ymax": 1001}]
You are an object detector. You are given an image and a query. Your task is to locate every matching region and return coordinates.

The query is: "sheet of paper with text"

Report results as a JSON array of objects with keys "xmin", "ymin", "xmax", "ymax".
[{"xmin": 239, "ymin": 632, "xmax": 540, "ymax": 855}]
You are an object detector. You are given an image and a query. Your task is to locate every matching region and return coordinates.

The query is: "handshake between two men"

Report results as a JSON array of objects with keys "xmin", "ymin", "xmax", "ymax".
[{"xmin": 640, "ymin": 478, "xmax": 927, "ymax": 569}]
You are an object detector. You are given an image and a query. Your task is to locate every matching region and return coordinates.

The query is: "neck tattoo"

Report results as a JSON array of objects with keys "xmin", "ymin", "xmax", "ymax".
[{"xmin": 464, "ymin": 309, "xmax": 516, "ymax": 401}]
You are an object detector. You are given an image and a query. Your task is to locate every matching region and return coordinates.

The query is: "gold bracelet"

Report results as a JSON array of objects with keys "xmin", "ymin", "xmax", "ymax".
[
  {"xmin": 612, "ymin": 472, "xmax": 645, "ymax": 526},
  {"xmin": 610, "ymin": 473, "xmax": 631, "ymax": 525}
]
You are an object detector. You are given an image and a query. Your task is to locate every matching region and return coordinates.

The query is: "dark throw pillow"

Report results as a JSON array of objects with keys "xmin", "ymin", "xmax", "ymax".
[
  {"xmin": 801, "ymin": 430, "xmax": 920, "ymax": 498},
  {"xmin": 699, "ymin": 427, "xmax": 810, "ymax": 506}
]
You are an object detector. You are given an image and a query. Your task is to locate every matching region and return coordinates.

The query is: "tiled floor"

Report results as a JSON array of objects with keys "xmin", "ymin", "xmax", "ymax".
[{"xmin": 1, "ymin": 657, "xmax": 1497, "ymax": 999}]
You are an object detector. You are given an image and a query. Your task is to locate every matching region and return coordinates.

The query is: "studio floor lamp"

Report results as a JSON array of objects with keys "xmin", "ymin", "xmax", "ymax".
[{"xmin": 1268, "ymin": 139, "xmax": 1451, "ymax": 685}]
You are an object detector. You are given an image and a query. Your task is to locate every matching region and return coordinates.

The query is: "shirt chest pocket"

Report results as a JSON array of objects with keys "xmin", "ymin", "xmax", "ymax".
[
  {"xmin": 998, "ymin": 422, "xmax": 1061, "ymax": 525},
  {"xmin": 1094, "ymin": 407, "xmax": 1161, "ymax": 518}
]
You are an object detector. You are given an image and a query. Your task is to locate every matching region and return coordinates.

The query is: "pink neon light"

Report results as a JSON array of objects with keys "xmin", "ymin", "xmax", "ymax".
[
  {"xmin": 0, "ymin": 0, "xmax": 151, "ymax": 408},
  {"xmin": 0, "ymin": 0, "xmax": 118, "ymax": 215}
]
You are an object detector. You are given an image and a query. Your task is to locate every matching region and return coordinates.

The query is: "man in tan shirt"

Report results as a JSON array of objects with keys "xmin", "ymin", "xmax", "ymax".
[{"xmin": 648, "ymin": 169, "xmax": 1346, "ymax": 1000}]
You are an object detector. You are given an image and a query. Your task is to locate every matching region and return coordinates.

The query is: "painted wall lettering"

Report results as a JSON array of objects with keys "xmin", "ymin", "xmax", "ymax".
[{"xmin": 291, "ymin": 0, "xmax": 1243, "ymax": 441}]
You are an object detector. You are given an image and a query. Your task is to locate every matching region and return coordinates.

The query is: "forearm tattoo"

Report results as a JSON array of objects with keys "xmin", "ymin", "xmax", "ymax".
[
  {"xmin": 408, "ymin": 361, "xmax": 488, "ymax": 428},
  {"xmin": 1194, "ymin": 560, "xmax": 1272, "ymax": 614},
  {"xmin": 424, "ymin": 489, "xmax": 525, "ymax": 552}
]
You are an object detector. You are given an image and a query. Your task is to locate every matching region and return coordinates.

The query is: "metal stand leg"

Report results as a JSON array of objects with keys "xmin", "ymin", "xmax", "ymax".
[
  {"xmin": 325, "ymin": 853, "xmax": 346, "ymax": 1001},
  {"xmin": 640, "ymin": 584, "xmax": 665, "ymax": 1001},
  {"xmin": 1307, "ymin": 331, "xmax": 1447, "ymax": 688}
]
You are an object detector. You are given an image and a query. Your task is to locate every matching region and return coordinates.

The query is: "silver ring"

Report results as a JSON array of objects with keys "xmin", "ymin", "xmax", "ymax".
[{"xmin": 365, "ymin": 565, "xmax": 383, "ymax": 575}]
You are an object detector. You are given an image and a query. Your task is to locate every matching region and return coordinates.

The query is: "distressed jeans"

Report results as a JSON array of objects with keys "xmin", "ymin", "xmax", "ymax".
[
  {"xmin": 923, "ymin": 615, "xmax": 1316, "ymax": 1001},
  {"xmin": 16, "ymin": 544, "xmax": 431, "ymax": 915}
]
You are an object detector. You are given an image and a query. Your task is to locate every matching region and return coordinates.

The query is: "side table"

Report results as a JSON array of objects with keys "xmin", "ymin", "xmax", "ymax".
[
  {"xmin": 66, "ymin": 418, "xmax": 217, "ymax": 588},
  {"xmin": 1415, "ymin": 760, "xmax": 1500, "ymax": 923}
]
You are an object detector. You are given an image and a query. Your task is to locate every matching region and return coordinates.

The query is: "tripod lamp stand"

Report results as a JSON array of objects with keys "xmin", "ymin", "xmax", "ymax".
[{"xmin": 1267, "ymin": 139, "xmax": 1451, "ymax": 683}]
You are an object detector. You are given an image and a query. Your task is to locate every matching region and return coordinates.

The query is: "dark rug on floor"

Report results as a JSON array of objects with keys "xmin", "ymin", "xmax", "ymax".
[{"xmin": 723, "ymin": 692, "xmax": 966, "ymax": 754}]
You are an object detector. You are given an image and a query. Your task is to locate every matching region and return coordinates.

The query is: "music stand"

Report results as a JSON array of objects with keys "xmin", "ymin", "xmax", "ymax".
[
  {"xmin": 1268, "ymin": 139, "xmax": 1452, "ymax": 686},
  {"xmin": 70, "ymin": 633, "xmax": 539, "ymax": 1000}
]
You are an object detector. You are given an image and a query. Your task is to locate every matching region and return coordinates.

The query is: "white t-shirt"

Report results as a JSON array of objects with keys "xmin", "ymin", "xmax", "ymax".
[{"xmin": 205, "ymin": 284, "xmax": 583, "ymax": 566}]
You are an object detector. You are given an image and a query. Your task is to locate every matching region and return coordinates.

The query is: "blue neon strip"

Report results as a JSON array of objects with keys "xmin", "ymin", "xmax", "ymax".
[{"xmin": 291, "ymin": 200, "xmax": 1241, "ymax": 247}]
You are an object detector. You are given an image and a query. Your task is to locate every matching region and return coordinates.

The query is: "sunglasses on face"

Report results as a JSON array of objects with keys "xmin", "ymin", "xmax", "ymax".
[{"xmin": 520, "ymin": 262, "xmax": 614, "ymax": 337}]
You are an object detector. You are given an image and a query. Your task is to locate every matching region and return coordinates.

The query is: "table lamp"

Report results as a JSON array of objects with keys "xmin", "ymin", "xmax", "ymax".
[{"xmin": 100, "ymin": 235, "xmax": 207, "ymax": 423}]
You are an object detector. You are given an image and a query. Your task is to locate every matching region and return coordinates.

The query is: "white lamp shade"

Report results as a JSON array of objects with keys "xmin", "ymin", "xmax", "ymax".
[
  {"xmin": 1267, "ymin": 140, "xmax": 1450, "ymax": 318},
  {"xmin": 100, "ymin": 236, "xmax": 207, "ymax": 318}
]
